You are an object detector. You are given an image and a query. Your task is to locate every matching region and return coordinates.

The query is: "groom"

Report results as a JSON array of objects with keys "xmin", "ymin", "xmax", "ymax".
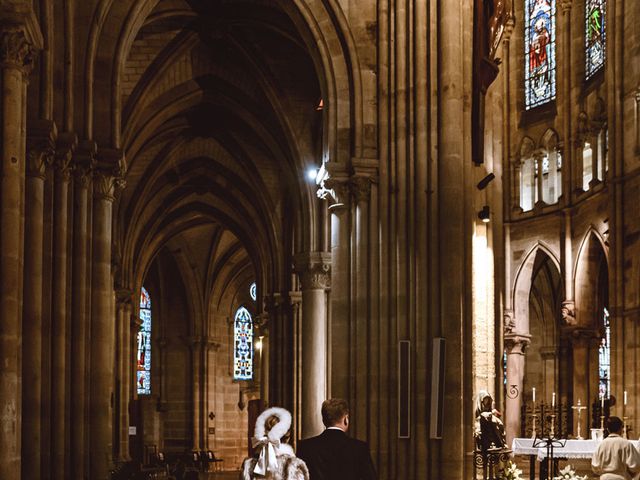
[{"xmin": 297, "ymin": 398, "xmax": 377, "ymax": 480}]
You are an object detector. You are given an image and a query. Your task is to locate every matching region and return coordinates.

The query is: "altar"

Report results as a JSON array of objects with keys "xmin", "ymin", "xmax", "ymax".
[{"xmin": 512, "ymin": 438, "xmax": 640, "ymax": 479}]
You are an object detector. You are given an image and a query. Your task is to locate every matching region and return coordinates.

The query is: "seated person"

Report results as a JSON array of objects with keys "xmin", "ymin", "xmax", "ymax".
[{"xmin": 474, "ymin": 390, "xmax": 506, "ymax": 451}]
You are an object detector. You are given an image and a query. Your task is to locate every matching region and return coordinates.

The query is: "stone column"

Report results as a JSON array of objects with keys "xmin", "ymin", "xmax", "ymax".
[
  {"xmin": 562, "ymin": 211, "xmax": 576, "ymax": 326},
  {"xmin": 294, "ymin": 252, "xmax": 331, "ymax": 438},
  {"xmin": 21, "ymin": 126, "xmax": 55, "ymax": 480},
  {"xmin": 51, "ymin": 134, "xmax": 75, "ymax": 480},
  {"xmin": 535, "ymin": 152, "xmax": 544, "ymax": 207},
  {"xmin": 189, "ymin": 336, "xmax": 203, "ymax": 450},
  {"xmin": 70, "ymin": 144, "xmax": 94, "ymax": 480},
  {"xmin": 90, "ymin": 165, "xmax": 124, "ymax": 480},
  {"xmin": 116, "ymin": 289, "xmax": 132, "ymax": 461},
  {"xmin": 350, "ymin": 173, "xmax": 373, "ymax": 436},
  {"xmin": 0, "ymin": 25, "xmax": 34, "ymax": 479},
  {"xmin": 504, "ymin": 334, "xmax": 531, "ymax": 445},
  {"xmin": 325, "ymin": 174, "xmax": 350, "ymax": 401}
]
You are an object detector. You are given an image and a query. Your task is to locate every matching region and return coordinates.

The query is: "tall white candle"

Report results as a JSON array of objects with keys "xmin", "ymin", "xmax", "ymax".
[
  {"xmin": 601, "ymin": 394, "xmax": 605, "ymax": 409},
  {"xmin": 552, "ymin": 392, "xmax": 556, "ymax": 408},
  {"xmin": 624, "ymin": 391, "xmax": 628, "ymax": 406},
  {"xmin": 533, "ymin": 387, "xmax": 536, "ymax": 403}
]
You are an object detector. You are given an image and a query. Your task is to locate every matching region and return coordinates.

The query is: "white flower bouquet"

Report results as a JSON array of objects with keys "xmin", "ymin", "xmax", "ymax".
[
  {"xmin": 552, "ymin": 465, "xmax": 588, "ymax": 480},
  {"xmin": 500, "ymin": 460, "xmax": 523, "ymax": 480}
]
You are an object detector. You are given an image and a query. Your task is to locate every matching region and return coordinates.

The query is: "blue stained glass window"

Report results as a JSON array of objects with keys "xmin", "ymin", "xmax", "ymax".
[
  {"xmin": 525, "ymin": 0, "xmax": 557, "ymax": 109},
  {"xmin": 250, "ymin": 282, "xmax": 257, "ymax": 302},
  {"xmin": 233, "ymin": 306, "xmax": 253, "ymax": 380},
  {"xmin": 598, "ymin": 307, "xmax": 611, "ymax": 399},
  {"xmin": 585, "ymin": 0, "xmax": 606, "ymax": 80},
  {"xmin": 137, "ymin": 287, "xmax": 152, "ymax": 395}
]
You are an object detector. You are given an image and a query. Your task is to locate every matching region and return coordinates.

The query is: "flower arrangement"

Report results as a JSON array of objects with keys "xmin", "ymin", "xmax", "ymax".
[
  {"xmin": 500, "ymin": 460, "xmax": 523, "ymax": 480},
  {"xmin": 553, "ymin": 465, "xmax": 588, "ymax": 480}
]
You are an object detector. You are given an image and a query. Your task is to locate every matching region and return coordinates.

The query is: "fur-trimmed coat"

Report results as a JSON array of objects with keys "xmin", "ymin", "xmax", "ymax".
[{"xmin": 240, "ymin": 444, "xmax": 310, "ymax": 480}]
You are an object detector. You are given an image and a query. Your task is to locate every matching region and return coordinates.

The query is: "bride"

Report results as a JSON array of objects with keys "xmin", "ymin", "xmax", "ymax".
[{"xmin": 240, "ymin": 407, "xmax": 309, "ymax": 480}]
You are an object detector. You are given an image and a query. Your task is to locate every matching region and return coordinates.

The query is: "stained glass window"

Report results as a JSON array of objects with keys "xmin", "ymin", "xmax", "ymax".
[
  {"xmin": 233, "ymin": 306, "xmax": 253, "ymax": 380},
  {"xmin": 598, "ymin": 307, "xmax": 611, "ymax": 399},
  {"xmin": 250, "ymin": 282, "xmax": 257, "ymax": 302},
  {"xmin": 525, "ymin": 0, "xmax": 556, "ymax": 109},
  {"xmin": 585, "ymin": 0, "xmax": 606, "ymax": 80},
  {"xmin": 137, "ymin": 287, "xmax": 152, "ymax": 395}
]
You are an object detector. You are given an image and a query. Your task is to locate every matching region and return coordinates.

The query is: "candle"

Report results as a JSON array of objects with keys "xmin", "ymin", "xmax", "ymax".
[
  {"xmin": 532, "ymin": 387, "xmax": 536, "ymax": 403},
  {"xmin": 552, "ymin": 392, "xmax": 556, "ymax": 408},
  {"xmin": 601, "ymin": 394, "xmax": 605, "ymax": 410},
  {"xmin": 624, "ymin": 391, "xmax": 628, "ymax": 406}
]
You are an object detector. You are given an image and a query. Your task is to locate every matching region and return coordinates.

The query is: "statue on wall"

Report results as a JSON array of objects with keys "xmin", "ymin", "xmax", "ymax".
[
  {"xmin": 474, "ymin": 391, "xmax": 507, "ymax": 452},
  {"xmin": 472, "ymin": 0, "xmax": 513, "ymax": 164}
]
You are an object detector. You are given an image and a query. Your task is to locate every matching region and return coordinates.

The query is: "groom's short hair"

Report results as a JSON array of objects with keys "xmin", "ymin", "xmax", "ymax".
[{"xmin": 322, "ymin": 398, "xmax": 349, "ymax": 427}]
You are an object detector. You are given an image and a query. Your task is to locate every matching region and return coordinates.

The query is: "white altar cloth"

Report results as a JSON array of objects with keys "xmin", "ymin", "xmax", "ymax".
[{"xmin": 512, "ymin": 438, "xmax": 640, "ymax": 462}]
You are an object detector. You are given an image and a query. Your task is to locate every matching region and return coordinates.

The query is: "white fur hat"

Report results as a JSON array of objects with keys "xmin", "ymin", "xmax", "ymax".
[{"xmin": 253, "ymin": 407, "xmax": 292, "ymax": 443}]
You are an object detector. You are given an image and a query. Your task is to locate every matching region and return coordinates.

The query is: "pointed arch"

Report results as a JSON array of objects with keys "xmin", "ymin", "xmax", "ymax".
[
  {"xmin": 512, "ymin": 242, "xmax": 562, "ymax": 333},
  {"xmin": 573, "ymin": 228, "xmax": 609, "ymax": 328}
]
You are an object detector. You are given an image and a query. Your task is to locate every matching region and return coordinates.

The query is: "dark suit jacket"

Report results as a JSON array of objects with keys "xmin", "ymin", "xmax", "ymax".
[{"xmin": 296, "ymin": 429, "xmax": 377, "ymax": 480}]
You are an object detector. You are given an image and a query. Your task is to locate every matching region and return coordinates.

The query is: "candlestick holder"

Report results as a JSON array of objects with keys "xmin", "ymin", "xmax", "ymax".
[
  {"xmin": 571, "ymin": 404, "xmax": 587, "ymax": 440},
  {"xmin": 600, "ymin": 415, "xmax": 605, "ymax": 431},
  {"xmin": 530, "ymin": 413, "xmax": 539, "ymax": 439},
  {"xmin": 550, "ymin": 414, "xmax": 556, "ymax": 438},
  {"xmin": 623, "ymin": 416, "xmax": 629, "ymax": 439}
]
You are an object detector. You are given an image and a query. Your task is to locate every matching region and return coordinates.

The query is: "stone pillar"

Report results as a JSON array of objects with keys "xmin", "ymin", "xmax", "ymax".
[
  {"xmin": 504, "ymin": 334, "xmax": 531, "ymax": 445},
  {"xmin": 70, "ymin": 145, "xmax": 94, "ymax": 479},
  {"xmin": 21, "ymin": 126, "xmax": 55, "ymax": 480},
  {"xmin": 90, "ymin": 166, "xmax": 123, "ymax": 479},
  {"xmin": 189, "ymin": 336, "xmax": 203, "ymax": 450},
  {"xmin": 294, "ymin": 252, "xmax": 331, "ymax": 438},
  {"xmin": 350, "ymin": 173, "xmax": 373, "ymax": 436},
  {"xmin": 51, "ymin": 134, "xmax": 75, "ymax": 480},
  {"xmin": 535, "ymin": 152, "xmax": 544, "ymax": 207},
  {"xmin": 562, "ymin": 211, "xmax": 576, "ymax": 326},
  {"xmin": 325, "ymin": 174, "xmax": 350, "ymax": 401},
  {"xmin": 0, "ymin": 25, "xmax": 35, "ymax": 479},
  {"xmin": 116, "ymin": 289, "xmax": 132, "ymax": 461}
]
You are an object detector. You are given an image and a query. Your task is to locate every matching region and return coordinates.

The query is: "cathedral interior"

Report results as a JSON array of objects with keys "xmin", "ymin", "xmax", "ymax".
[{"xmin": 0, "ymin": 0, "xmax": 639, "ymax": 478}]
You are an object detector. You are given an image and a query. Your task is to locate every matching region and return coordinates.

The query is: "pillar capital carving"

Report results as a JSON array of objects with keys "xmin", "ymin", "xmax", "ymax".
[
  {"xmin": 559, "ymin": 0, "xmax": 572, "ymax": 13},
  {"xmin": 116, "ymin": 289, "xmax": 133, "ymax": 307},
  {"xmin": 54, "ymin": 133, "xmax": 78, "ymax": 182},
  {"xmin": 0, "ymin": 28, "xmax": 34, "ymax": 72},
  {"xmin": 565, "ymin": 327, "xmax": 600, "ymax": 346},
  {"xmin": 350, "ymin": 175, "xmax": 373, "ymax": 203},
  {"xmin": 503, "ymin": 308, "xmax": 516, "ymax": 334},
  {"xmin": 324, "ymin": 177, "xmax": 350, "ymax": 212},
  {"xmin": 74, "ymin": 140, "xmax": 97, "ymax": 189},
  {"xmin": 505, "ymin": 333, "xmax": 531, "ymax": 355},
  {"xmin": 294, "ymin": 252, "xmax": 331, "ymax": 290},
  {"xmin": 539, "ymin": 346, "xmax": 558, "ymax": 360},
  {"xmin": 26, "ymin": 120, "xmax": 57, "ymax": 179},
  {"xmin": 94, "ymin": 148, "xmax": 127, "ymax": 201},
  {"xmin": 561, "ymin": 300, "xmax": 577, "ymax": 325}
]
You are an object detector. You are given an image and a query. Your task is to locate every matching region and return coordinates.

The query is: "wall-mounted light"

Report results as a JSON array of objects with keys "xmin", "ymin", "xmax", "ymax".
[
  {"xmin": 256, "ymin": 335, "xmax": 264, "ymax": 351},
  {"xmin": 307, "ymin": 168, "xmax": 318, "ymax": 182},
  {"xmin": 478, "ymin": 205, "xmax": 490, "ymax": 223},
  {"xmin": 476, "ymin": 173, "xmax": 495, "ymax": 190}
]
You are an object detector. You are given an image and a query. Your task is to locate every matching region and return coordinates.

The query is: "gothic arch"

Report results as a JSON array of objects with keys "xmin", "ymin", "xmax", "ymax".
[
  {"xmin": 512, "ymin": 242, "xmax": 562, "ymax": 333},
  {"xmin": 574, "ymin": 228, "xmax": 609, "ymax": 328}
]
